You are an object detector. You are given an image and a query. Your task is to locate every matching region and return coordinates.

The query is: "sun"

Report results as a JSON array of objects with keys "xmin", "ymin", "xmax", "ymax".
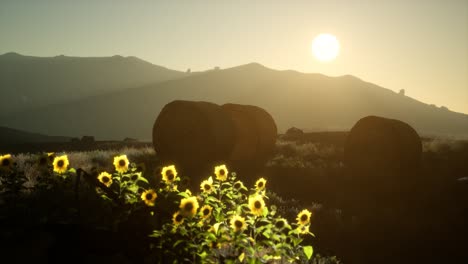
[{"xmin": 312, "ymin": 33, "xmax": 340, "ymax": 62}]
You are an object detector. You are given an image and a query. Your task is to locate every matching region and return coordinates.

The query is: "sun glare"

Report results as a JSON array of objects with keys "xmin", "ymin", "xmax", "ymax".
[{"xmin": 312, "ymin": 33, "xmax": 340, "ymax": 62}]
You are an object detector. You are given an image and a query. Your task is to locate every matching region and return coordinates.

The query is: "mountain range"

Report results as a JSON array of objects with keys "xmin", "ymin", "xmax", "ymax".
[{"xmin": 0, "ymin": 53, "xmax": 467, "ymax": 141}]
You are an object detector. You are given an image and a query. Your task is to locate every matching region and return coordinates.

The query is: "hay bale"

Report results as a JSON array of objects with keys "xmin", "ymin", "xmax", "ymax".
[
  {"xmin": 344, "ymin": 115, "xmax": 422, "ymax": 172},
  {"xmin": 222, "ymin": 103, "xmax": 277, "ymax": 166},
  {"xmin": 153, "ymin": 100, "xmax": 235, "ymax": 178}
]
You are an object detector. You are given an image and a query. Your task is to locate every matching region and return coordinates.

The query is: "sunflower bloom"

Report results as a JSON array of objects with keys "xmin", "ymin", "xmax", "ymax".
[
  {"xmin": 298, "ymin": 224, "xmax": 310, "ymax": 235},
  {"xmin": 141, "ymin": 189, "xmax": 157, "ymax": 206},
  {"xmin": 275, "ymin": 218, "xmax": 288, "ymax": 230},
  {"xmin": 47, "ymin": 152, "xmax": 55, "ymax": 162},
  {"xmin": 200, "ymin": 205, "xmax": 213, "ymax": 220},
  {"xmin": 0, "ymin": 154, "xmax": 13, "ymax": 172},
  {"xmin": 113, "ymin": 155, "xmax": 129, "ymax": 173},
  {"xmin": 230, "ymin": 215, "xmax": 247, "ymax": 232},
  {"xmin": 255, "ymin": 178, "xmax": 267, "ymax": 191},
  {"xmin": 179, "ymin": 196, "xmax": 199, "ymax": 217},
  {"xmin": 172, "ymin": 211, "xmax": 184, "ymax": 226},
  {"xmin": 233, "ymin": 180, "xmax": 245, "ymax": 191},
  {"xmin": 296, "ymin": 209, "xmax": 312, "ymax": 225},
  {"xmin": 200, "ymin": 176, "xmax": 214, "ymax": 193},
  {"xmin": 97, "ymin": 172, "xmax": 113, "ymax": 187},
  {"xmin": 248, "ymin": 194, "xmax": 266, "ymax": 217},
  {"xmin": 161, "ymin": 165, "xmax": 178, "ymax": 184},
  {"xmin": 214, "ymin": 164, "xmax": 228, "ymax": 181},
  {"xmin": 53, "ymin": 155, "xmax": 69, "ymax": 174}
]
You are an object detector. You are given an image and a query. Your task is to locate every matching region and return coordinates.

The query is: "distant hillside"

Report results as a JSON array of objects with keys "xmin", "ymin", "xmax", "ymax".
[
  {"xmin": 0, "ymin": 52, "xmax": 188, "ymax": 115},
  {"xmin": 0, "ymin": 126, "xmax": 70, "ymax": 145},
  {"xmin": 1, "ymin": 62, "xmax": 467, "ymax": 140}
]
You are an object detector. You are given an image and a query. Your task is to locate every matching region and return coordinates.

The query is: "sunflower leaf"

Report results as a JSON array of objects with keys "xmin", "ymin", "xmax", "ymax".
[{"xmin": 303, "ymin": 245, "xmax": 314, "ymax": 260}]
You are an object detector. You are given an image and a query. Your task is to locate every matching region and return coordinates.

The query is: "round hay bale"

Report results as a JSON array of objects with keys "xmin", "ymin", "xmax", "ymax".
[
  {"xmin": 153, "ymin": 100, "xmax": 235, "ymax": 178},
  {"xmin": 344, "ymin": 115, "xmax": 422, "ymax": 172},
  {"xmin": 222, "ymin": 103, "xmax": 277, "ymax": 166}
]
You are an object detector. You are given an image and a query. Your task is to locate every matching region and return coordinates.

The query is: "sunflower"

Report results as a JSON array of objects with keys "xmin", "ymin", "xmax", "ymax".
[
  {"xmin": 141, "ymin": 189, "xmax": 157, "ymax": 206},
  {"xmin": 0, "ymin": 154, "xmax": 13, "ymax": 172},
  {"xmin": 214, "ymin": 164, "xmax": 228, "ymax": 181},
  {"xmin": 113, "ymin": 155, "xmax": 129, "ymax": 173},
  {"xmin": 200, "ymin": 205, "xmax": 213, "ymax": 220},
  {"xmin": 179, "ymin": 196, "xmax": 199, "ymax": 217},
  {"xmin": 161, "ymin": 165, "xmax": 178, "ymax": 184},
  {"xmin": 275, "ymin": 218, "xmax": 288, "ymax": 230},
  {"xmin": 233, "ymin": 180, "xmax": 245, "ymax": 191},
  {"xmin": 298, "ymin": 224, "xmax": 310, "ymax": 235},
  {"xmin": 255, "ymin": 178, "xmax": 267, "ymax": 191},
  {"xmin": 200, "ymin": 176, "xmax": 214, "ymax": 193},
  {"xmin": 248, "ymin": 194, "xmax": 266, "ymax": 217},
  {"xmin": 172, "ymin": 211, "xmax": 184, "ymax": 226},
  {"xmin": 135, "ymin": 162, "xmax": 146, "ymax": 173},
  {"xmin": 296, "ymin": 209, "xmax": 312, "ymax": 225},
  {"xmin": 47, "ymin": 152, "xmax": 55, "ymax": 162},
  {"xmin": 53, "ymin": 155, "xmax": 69, "ymax": 174},
  {"xmin": 230, "ymin": 215, "xmax": 247, "ymax": 232},
  {"xmin": 97, "ymin": 172, "xmax": 113, "ymax": 187}
]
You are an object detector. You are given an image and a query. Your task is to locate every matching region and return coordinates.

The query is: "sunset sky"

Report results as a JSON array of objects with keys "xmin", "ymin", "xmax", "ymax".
[{"xmin": 1, "ymin": 0, "xmax": 467, "ymax": 114}]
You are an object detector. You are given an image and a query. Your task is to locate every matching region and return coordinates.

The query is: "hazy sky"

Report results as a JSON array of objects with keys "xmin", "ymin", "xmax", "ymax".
[{"xmin": 1, "ymin": 0, "xmax": 467, "ymax": 114}]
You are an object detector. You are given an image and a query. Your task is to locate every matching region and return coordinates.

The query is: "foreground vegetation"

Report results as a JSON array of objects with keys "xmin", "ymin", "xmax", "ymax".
[{"xmin": 0, "ymin": 149, "xmax": 342, "ymax": 263}]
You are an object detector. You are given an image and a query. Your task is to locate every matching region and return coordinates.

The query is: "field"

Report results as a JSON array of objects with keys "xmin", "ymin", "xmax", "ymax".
[{"xmin": 1, "ymin": 132, "xmax": 468, "ymax": 263}]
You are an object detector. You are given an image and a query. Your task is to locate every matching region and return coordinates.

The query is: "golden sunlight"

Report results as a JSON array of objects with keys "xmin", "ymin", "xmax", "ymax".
[{"xmin": 311, "ymin": 33, "xmax": 340, "ymax": 62}]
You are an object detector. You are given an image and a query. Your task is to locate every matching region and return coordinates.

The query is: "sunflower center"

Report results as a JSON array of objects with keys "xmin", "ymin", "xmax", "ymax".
[
  {"xmin": 175, "ymin": 214, "xmax": 183, "ymax": 222},
  {"xmin": 119, "ymin": 160, "xmax": 126, "ymax": 167},
  {"xmin": 57, "ymin": 160, "xmax": 64, "ymax": 168},
  {"xmin": 145, "ymin": 193, "xmax": 153, "ymax": 200},
  {"xmin": 276, "ymin": 221, "xmax": 285, "ymax": 229},
  {"xmin": 102, "ymin": 176, "xmax": 110, "ymax": 183},
  {"xmin": 204, "ymin": 184, "xmax": 211, "ymax": 191},
  {"xmin": 235, "ymin": 220, "xmax": 243, "ymax": 229},
  {"xmin": 258, "ymin": 182, "xmax": 264, "ymax": 188},
  {"xmin": 254, "ymin": 201, "xmax": 262, "ymax": 209},
  {"xmin": 184, "ymin": 202, "xmax": 194, "ymax": 212},
  {"xmin": 300, "ymin": 215, "xmax": 308, "ymax": 222},
  {"xmin": 167, "ymin": 171, "xmax": 174, "ymax": 181},
  {"xmin": 203, "ymin": 208, "xmax": 210, "ymax": 216}
]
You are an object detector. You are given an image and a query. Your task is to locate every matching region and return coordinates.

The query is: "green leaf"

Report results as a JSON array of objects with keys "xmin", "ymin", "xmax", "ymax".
[
  {"xmin": 173, "ymin": 240, "xmax": 185, "ymax": 248},
  {"xmin": 303, "ymin": 245, "xmax": 313, "ymax": 260}
]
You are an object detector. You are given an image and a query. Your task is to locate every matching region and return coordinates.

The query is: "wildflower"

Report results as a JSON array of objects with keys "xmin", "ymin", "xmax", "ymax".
[
  {"xmin": 179, "ymin": 196, "xmax": 199, "ymax": 217},
  {"xmin": 233, "ymin": 180, "xmax": 245, "ymax": 190},
  {"xmin": 113, "ymin": 155, "xmax": 129, "ymax": 173},
  {"xmin": 200, "ymin": 205, "xmax": 213, "ymax": 220},
  {"xmin": 97, "ymin": 172, "xmax": 113, "ymax": 187},
  {"xmin": 230, "ymin": 215, "xmax": 247, "ymax": 232},
  {"xmin": 200, "ymin": 176, "xmax": 214, "ymax": 193},
  {"xmin": 172, "ymin": 211, "xmax": 184, "ymax": 226},
  {"xmin": 255, "ymin": 178, "xmax": 267, "ymax": 191},
  {"xmin": 296, "ymin": 209, "xmax": 312, "ymax": 225},
  {"xmin": 0, "ymin": 154, "xmax": 13, "ymax": 172},
  {"xmin": 214, "ymin": 164, "xmax": 228, "ymax": 181},
  {"xmin": 161, "ymin": 165, "xmax": 177, "ymax": 184},
  {"xmin": 141, "ymin": 189, "xmax": 157, "ymax": 206},
  {"xmin": 53, "ymin": 155, "xmax": 69, "ymax": 174},
  {"xmin": 248, "ymin": 194, "xmax": 266, "ymax": 217}
]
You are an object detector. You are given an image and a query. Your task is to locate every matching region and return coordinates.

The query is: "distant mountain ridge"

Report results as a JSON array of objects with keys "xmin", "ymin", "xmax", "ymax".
[
  {"xmin": 0, "ymin": 52, "xmax": 188, "ymax": 115},
  {"xmin": 0, "ymin": 126, "xmax": 70, "ymax": 145},
  {"xmin": 0, "ymin": 54, "xmax": 467, "ymax": 140}
]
